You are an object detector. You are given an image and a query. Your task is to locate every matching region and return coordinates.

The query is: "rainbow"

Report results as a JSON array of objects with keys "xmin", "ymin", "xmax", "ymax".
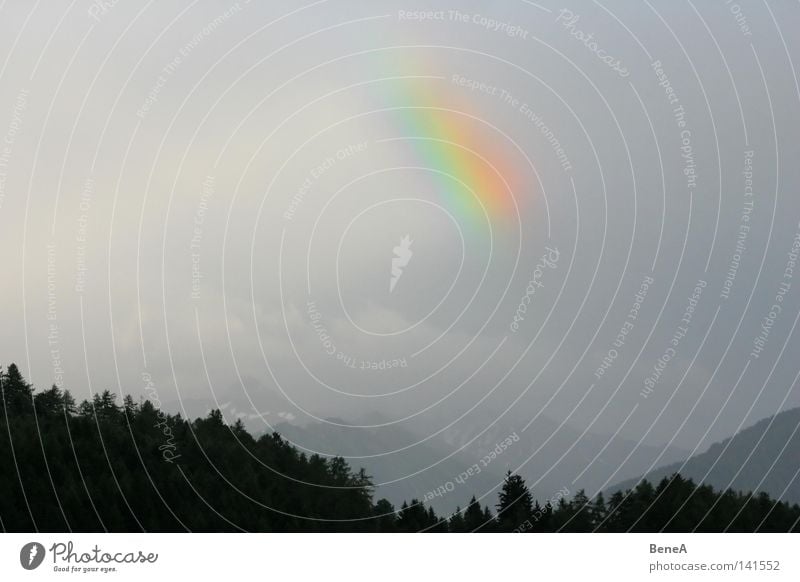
[{"xmin": 380, "ymin": 79, "xmax": 517, "ymax": 224}]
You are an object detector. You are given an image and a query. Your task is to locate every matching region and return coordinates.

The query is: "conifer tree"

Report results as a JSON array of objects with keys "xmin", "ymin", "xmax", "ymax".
[
  {"xmin": 373, "ymin": 498, "xmax": 397, "ymax": 532},
  {"xmin": 2, "ymin": 363, "xmax": 33, "ymax": 413},
  {"xmin": 463, "ymin": 496, "xmax": 487, "ymax": 532},
  {"xmin": 448, "ymin": 507, "xmax": 467, "ymax": 532},
  {"xmin": 3, "ymin": 361, "xmax": 800, "ymax": 533},
  {"xmin": 589, "ymin": 492, "xmax": 607, "ymax": 531},
  {"xmin": 560, "ymin": 489, "xmax": 592, "ymax": 532},
  {"xmin": 496, "ymin": 471, "xmax": 534, "ymax": 531}
]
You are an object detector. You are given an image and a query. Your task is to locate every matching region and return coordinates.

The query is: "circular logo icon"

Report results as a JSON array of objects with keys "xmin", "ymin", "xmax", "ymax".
[{"xmin": 19, "ymin": 542, "xmax": 45, "ymax": 570}]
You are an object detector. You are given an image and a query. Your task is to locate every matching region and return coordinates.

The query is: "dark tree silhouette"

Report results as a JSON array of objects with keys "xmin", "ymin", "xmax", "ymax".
[
  {"xmin": 1, "ymin": 362, "xmax": 798, "ymax": 533},
  {"xmin": 496, "ymin": 470, "xmax": 534, "ymax": 531},
  {"xmin": 448, "ymin": 506, "xmax": 466, "ymax": 532},
  {"xmin": 1, "ymin": 363, "xmax": 34, "ymax": 414}
]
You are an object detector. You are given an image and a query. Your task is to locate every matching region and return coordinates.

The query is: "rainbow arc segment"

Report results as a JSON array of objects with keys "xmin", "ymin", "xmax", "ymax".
[{"xmin": 378, "ymin": 79, "xmax": 518, "ymax": 225}]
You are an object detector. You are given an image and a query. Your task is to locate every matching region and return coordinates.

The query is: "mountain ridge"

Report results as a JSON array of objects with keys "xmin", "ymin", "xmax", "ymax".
[{"xmin": 611, "ymin": 406, "xmax": 800, "ymax": 503}]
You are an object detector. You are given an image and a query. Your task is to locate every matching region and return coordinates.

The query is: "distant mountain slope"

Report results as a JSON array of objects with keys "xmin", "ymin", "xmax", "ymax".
[
  {"xmin": 611, "ymin": 407, "xmax": 800, "ymax": 504},
  {"xmin": 274, "ymin": 417, "xmax": 508, "ymax": 514},
  {"xmin": 276, "ymin": 412, "xmax": 690, "ymax": 513},
  {"xmin": 432, "ymin": 415, "xmax": 689, "ymax": 502},
  {"xmin": 161, "ymin": 376, "xmax": 300, "ymax": 428}
]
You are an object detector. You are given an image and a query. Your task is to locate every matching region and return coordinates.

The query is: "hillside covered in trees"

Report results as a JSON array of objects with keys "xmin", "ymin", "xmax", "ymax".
[
  {"xmin": 613, "ymin": 406, "xmax": 800, "ymax": 506},
  {"xmin": 2, "ymin": 363, "xmax": 799, "ymax": 532}
]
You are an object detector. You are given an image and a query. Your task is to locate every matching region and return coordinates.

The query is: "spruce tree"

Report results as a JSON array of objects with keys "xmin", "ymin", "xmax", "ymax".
[
  {"xmin": 496, "ymin": 471, "xmax": 534, "ymax": 531},
  {"xmin": 2, "ymin": 363, "xmax": 33, "ymax": 413},
  {"xmin": 448, "ymin": 507, "xmax": 467, "ymax": 532},
  {"xmin": 463, "ymin": 496, "xmax": 487, "ymax": 532},
  {"xmin": 589, "ymin": 492, "xmax": 607, "ymax": 531},
  {"xmin": 561, "ymin": 489, "xmax": 592, "ymax": 532},
  {"xmin": 373, "ymin": 498, "xmax": 397, "ymax": 532},
  {"xmin": 33, "ymin": 385, "xmax": 65, "ymax": 415}
]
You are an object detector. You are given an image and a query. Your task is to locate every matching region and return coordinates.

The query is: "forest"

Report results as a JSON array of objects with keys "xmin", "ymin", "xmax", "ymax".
[{"xmin": 2, "ymin": 362, "xmax": 798, "ymax": 532}]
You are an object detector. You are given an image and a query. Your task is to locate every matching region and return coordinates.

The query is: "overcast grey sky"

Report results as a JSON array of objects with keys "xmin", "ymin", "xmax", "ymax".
[{"xmin": 1, "ymin": 0, "xmax": 799, "ymax": 492}]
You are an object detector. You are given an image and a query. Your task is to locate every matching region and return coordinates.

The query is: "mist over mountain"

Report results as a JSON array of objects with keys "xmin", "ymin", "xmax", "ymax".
[
  {"xmin": 275, "ymin": 409, "xmax": 689, "ymax": 513},
  {"xmin": 4, "ymin": 360, "xmax": 799, "ymax": 532},
  {"xmin": 162, "ymin": 376, "xmax": 300, "ymax": 429},
  {"xmin": 2, "ymin": 0, "xmax": 800, "ymax": 545},
  {"xmin": 274, "ymin": 416, "xmax": 507, "ymax": 513}
]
